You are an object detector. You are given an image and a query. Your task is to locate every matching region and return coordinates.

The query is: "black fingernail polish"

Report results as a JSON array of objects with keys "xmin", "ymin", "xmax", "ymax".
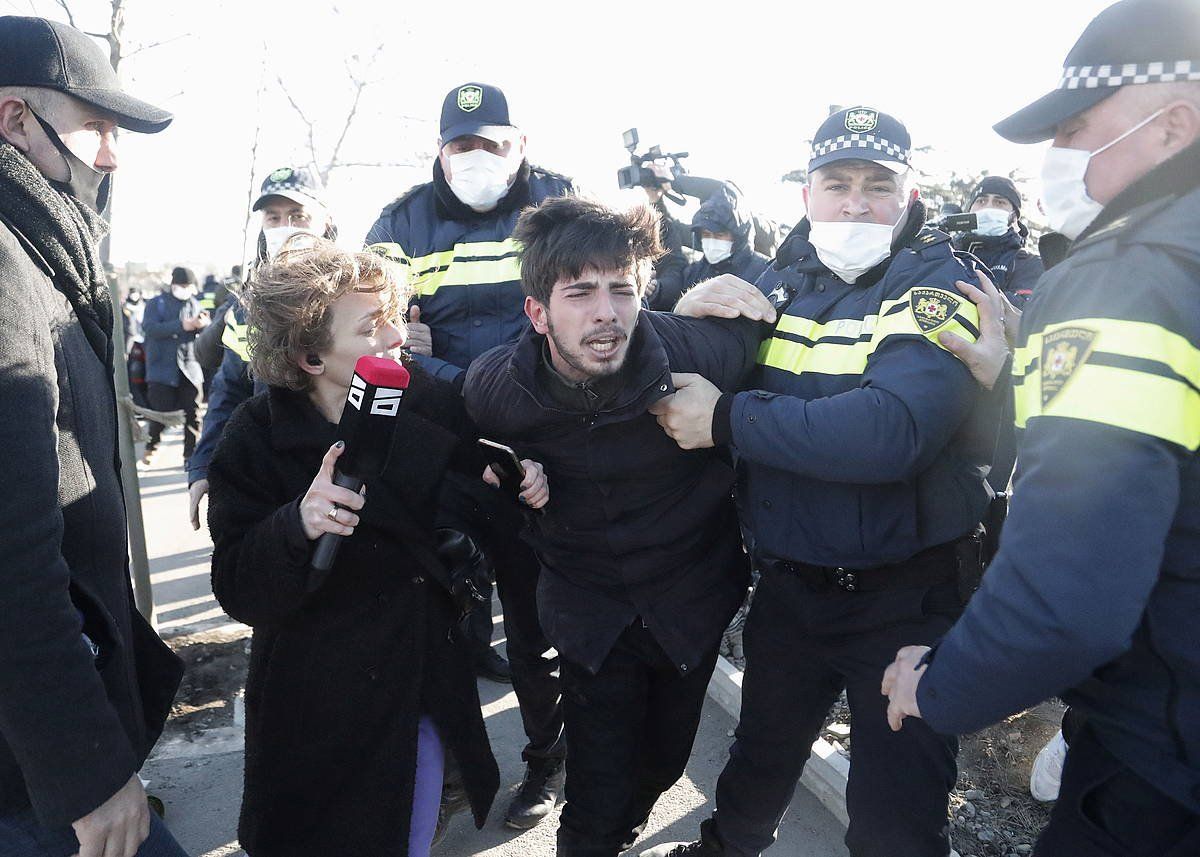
[{"xmin": 335, "ymin": 440, "xmax": 344, "ymax": 449}]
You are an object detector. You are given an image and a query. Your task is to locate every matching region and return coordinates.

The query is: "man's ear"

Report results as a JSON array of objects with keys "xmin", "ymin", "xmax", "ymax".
[
  {"xmin": 0, "ymin": 97, "xmax": 35, "ymax": 153},
  {"xmin": 1160, "ymin": 99, "xmax": 1200, "ymax": 157},
  {"xmin": 525, "ymin": 295, "xmax": 549, "ymax": 334},
  {"xmin": 909, "ymin": 187, "xmax": 920, "ymax": 204}
]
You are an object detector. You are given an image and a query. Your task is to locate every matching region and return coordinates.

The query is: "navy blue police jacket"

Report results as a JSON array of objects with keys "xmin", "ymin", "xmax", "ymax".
[
  {"xmin": 919, "ymin": 142, "xmax": 1200, "ymax": 814},
  {"xmin": 953, "ymin": 227, "xmax": 1044, "ymax": 308},
  {"xmin": 463, "ymin": 312, "xmax": 759, "ymax": 675},
  {"xmin": 366, "ymin": 161, "xmax": 574, "ymax": 383},
  {"xmin": 715, "ymin": 208, "xmax": 997, "ymax": 568}
]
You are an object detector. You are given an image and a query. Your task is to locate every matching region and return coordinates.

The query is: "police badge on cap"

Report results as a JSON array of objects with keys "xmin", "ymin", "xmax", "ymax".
[
  {"xmin": 809, "ymin": 106, "xmax": 912, "ymax": 175},
  {"xmin": 995, "ymin": 0, "xmax": 1200, "ymax": 143}
]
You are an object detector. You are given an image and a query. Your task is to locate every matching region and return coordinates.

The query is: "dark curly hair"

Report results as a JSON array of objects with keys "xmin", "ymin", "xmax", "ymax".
[{"xmin": 513, "ymin": 196, "xmax": 665, "ymax": 305}]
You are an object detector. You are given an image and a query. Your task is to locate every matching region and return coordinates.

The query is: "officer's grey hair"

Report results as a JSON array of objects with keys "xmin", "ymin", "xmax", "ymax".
[
  {"xmin": 0, "ymin": 86, "xmax": 68, "ymax": 122},
  {"xmin": 1128, "ymin": 79, "xmax": 1200, "ymax": 112}
]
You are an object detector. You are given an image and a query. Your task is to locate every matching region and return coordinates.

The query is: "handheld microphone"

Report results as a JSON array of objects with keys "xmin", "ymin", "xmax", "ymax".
[{"xmin": 310, "ymin": 355, "xmax": 411, "ymax": 573}]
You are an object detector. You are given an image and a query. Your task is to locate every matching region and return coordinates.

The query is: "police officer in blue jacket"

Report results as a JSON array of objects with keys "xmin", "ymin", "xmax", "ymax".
[
  {"xmin": 644, "ymin": 107, "xmax": 995, "ymax": 857},
  {"xmin": 884, "ymin": 2, "xmax": 1200, "ymax": 854},
  {"xmin": 366, "ymin": 82, "xmax": 574, "ymax": 829},
  {"xmin": 951, "ymin": 175, "xmax": 1044, "ymax": 308}
]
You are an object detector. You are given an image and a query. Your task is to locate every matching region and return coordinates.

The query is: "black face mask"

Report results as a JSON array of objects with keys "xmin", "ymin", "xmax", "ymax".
[{"xmin": 30, "ymin": 109, "xmax": 112, "ymax": 213}]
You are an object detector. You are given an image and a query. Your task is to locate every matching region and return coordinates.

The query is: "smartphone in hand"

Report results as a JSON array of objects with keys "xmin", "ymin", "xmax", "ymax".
[{"xmin": 478, "ymin": 438, "xmax": 526, "ymax": 496}]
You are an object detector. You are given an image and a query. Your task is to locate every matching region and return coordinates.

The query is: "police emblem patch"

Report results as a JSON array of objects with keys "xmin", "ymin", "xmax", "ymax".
[
  {"xmin": 1041, "ymin": 326, "xmax": 1098, "ymax": 407},
  {"xmin": 844, "ymin": 108, "xmax": 878, "ymax": 133},
  {"xmin": 457, "ymin": 85, "xmax": 483, "ymax": 112},
  {"xmin": 268, "ymin": 167, "xmax": 294, "ymax": 183},
  {"xmin": 908, "ymin": 288, "xmax": 960, "ymax": 333}
]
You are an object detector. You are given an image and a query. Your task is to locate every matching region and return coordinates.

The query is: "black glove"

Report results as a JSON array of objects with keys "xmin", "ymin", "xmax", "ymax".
[{"xmin": 434, "ymin": 528, "xmax": 491, "ymax": 620}]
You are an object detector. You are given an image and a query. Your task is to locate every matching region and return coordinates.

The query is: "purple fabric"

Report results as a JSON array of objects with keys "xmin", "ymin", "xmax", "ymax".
[{"xmin": 408, "ymin": 715, "xmax": 444, "ymax": 857}]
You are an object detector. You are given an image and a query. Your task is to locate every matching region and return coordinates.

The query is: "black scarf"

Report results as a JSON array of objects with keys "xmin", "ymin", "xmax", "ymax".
[{"xmin": 0, "ymin": 141, "xmax": 113, "ymax": 369}]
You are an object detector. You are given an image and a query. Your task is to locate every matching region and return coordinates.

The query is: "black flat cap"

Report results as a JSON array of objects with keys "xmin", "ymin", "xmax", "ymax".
[
  {"xmin": 995, "ymin": 0, "xmax": 1200, "ymax": 144},
  {"xmin": 0, "ymin": 16, "xmax": 172, "ymax": 133}
]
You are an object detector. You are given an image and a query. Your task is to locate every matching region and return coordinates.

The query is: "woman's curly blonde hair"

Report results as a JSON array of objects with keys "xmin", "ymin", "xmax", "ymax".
[{"xmin": 243, "ymin": 237, "xmax": 410, "ymax": 391}]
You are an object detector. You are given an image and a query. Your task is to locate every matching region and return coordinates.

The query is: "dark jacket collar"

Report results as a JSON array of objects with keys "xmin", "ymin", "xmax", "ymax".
[
  {"xmin": 508, "ymin": 312, "xmax": 672, "ymax": 417},
  {"xmin": 954, "ymin": 227, "xmax": 1024, "ymax": 256},
  {"xmin": 1074, "ymin": 140, "xmax": 1200, "ymax": 248},
  {"xmin": 432, "ymin": 158, "xmax": 533, "ymax": 222},
  {"xmin": 777, "ymin": 199, "xmax": 928, "ymax": 288}
]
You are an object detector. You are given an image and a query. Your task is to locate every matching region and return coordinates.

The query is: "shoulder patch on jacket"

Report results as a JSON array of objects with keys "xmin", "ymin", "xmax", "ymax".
[{"xmin": 909, "ymin": 288, "xmax": 962, "ymax": 334}]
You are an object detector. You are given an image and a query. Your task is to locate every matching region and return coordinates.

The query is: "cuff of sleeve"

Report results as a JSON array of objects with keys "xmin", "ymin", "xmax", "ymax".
[
  {"xmin": 280, "ymin": 498, "xmax": 311, "ymax": 562},
  {"xmin": 712, "ymin": 393, "xmax": 735, "ymax": 446}
]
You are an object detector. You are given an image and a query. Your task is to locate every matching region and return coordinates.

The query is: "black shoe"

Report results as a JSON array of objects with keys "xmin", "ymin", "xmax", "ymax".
[
  {"xmin": 431, "ymin": 780, "xmax": 469, "ymax": 847},
  {"xmin": 474, "ymin": 647, "xmax": 512, "ymax": 683},
  {"xmin": 638, "ymin": 841, "xmax": 721, "ymax": 857},
  {"xmin": 504, "ymin": 758, "xmax": 565, "ymax": 830}
]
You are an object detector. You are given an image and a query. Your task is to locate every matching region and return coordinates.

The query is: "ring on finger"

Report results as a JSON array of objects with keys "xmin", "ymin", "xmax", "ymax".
[{"xmin": 327, "ymin": 506, "xmax": 339, "ymax": 521}]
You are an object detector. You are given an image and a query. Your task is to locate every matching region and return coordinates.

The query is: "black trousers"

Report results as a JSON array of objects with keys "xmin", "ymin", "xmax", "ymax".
[
  {"xmin": 146, "ymin": 379, "xmax": 200, "ymax": 461},
  {"xmin": 1034, "ymin": 724, "xmax": 1200, "ymax": 857},
  {"xmin": 709, "ymin": 565, "xmax": 961, "ymax": 857},
  {"xmin": 557, "ymin": 621, "xmax": 719, "ymax": 857},
  {"xmin": 474, "ymin": 510, "xmax": 565, "ymax": 763}
]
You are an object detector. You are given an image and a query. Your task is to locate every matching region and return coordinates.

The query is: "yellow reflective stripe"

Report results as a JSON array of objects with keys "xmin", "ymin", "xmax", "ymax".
[
  {"xmin": 198, "ymin": 296, "xmax": 216, "ymax": 310},
  {"xmin": 1012, "ymin": 317, "xmax": 1200, "ymax": 449},
  {"xmin": 1018, "ymin": 317, "xmax": 1200, "ymax": 385},
  {"xmin": 758, "ymin": 334, "xmax": 877, "ymax": 376},
  {"xmin": 759, "ymin": 286, "xmax": 979, "ymax": 378},
  {"xmin": 1016, "ymin": 363, "xmax": 1200, "ymax": 448},
  {"xmin": 366, "ymin": 242, "xmax": 410, "ymax": 266},
  {"xmin": 407, "ymin": 240, "xmax": 516, "ymax": 271},
  {"xmin": 397, "ymin": 239, "xmax": 522, "ymax": 297},
  {"xmin": 222, "ymin": 315, "xmax": 250, "ymax": 362},
  {"xmin": 409, "ymin": 256, "xmax": 522, "ymax": 296}
]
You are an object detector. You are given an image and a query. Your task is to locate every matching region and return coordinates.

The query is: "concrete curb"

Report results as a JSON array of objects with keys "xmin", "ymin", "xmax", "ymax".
[{"xmin": 706, "ymin": 655, "xmax": 850, "ymax": 827}]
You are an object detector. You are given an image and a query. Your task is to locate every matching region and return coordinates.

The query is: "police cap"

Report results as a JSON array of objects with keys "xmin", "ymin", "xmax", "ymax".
[
  {"xmin": 995, "ymin": 0, "xmax": 1200, "ymax": 144},
  {"xmin": 808, "ymin": 106, "xmax": 911, "ymax": 175}
]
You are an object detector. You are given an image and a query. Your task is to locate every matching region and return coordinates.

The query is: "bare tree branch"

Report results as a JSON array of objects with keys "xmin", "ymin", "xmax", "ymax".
[
  {"xmin": 125, "ymin": 31, "xmax": 190, "ymax": 58},
  {"xmin": 319, "ymin": 42, "xmax": 379, "ymax": 184},
  {"xmin": 275, "ymin": 72, "xmax": 321, "ymax": 178},
  {"xmin": 52, "ymin": 0, "xmax": 75, "ymax": 27}
]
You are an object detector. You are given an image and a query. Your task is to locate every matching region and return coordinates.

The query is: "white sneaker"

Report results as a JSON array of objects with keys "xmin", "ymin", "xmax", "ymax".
[{"xmin": 1030, "ymin": 729, "xmax": 1068, "ymax": 802}]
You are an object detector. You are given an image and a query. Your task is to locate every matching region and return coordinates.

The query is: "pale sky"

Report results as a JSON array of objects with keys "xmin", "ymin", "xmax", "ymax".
[{"xmin": 10, "ymin": 0, "xmax": 1113, "ymax": 274}]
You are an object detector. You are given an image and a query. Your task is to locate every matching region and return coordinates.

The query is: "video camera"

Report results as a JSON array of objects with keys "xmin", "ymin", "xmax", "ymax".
[
  {"xmin": 617, "ymin": 128, "xmax": 689, "ymax": 204},
  {"xmin": 932, "ymin": 212, "xmax": 981, "ymax": 233}
]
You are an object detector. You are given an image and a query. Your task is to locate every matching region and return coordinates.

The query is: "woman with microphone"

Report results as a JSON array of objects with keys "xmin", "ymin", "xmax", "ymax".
[{"xmin": 207, "ymin": 239, "xmax": 542, "ymax": 856}]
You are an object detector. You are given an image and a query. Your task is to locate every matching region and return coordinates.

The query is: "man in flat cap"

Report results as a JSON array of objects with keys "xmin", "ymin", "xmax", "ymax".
[
  {"xmin": 0, "ymin": 15, "xmax": 184, "ymax": 857},
  {"xmin": 885, "ymin": 1, "xmax": 1200, "ymax": 854}
]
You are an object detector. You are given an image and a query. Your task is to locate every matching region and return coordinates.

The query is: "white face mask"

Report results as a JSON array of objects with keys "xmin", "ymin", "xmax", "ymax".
[
  {"xmin": 447, "ymin": 149, "xmax": 516, "ymax": 211},
  {"xmin": 702, "ymin": 237, "xmax": 734, "ymax": 265},
  {"xmin": 171, "ymin": 285, "xmax": 195, "ymax": 301},
  {"xmin": 808, "ymin": 211, "xmax": 905, "ymax": 284},
  {"xmin": 1040, "ymin": 107, "xmax": 1165, "ymax": 240},
  {"xmin": 971, "ymin": 207, "xmax": 1012, "ymax": 238},
  {"xmin": 263, "ymin": 226, "xmax": 316, "ymax": 261}
]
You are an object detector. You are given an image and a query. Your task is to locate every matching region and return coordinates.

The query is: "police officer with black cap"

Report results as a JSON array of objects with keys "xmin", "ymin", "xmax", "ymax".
[
  {"xmin": 953, "ymin": 175, "xmax": 1044, "ymax": 308},
  {"xmin": 644, "ymin": 106, "xmax": 996, "ymax": 857},
  {"xmin": 883, "ymin": 2, "xmax": 1200, "ymax": 855},
  {"xmin": 366, "ymin": 82, "xmax": 574, "ymax": 830}
]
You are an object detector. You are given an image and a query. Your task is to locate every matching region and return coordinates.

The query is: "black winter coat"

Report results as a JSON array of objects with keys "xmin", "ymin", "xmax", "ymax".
[
  {"xmin": 0, "ymin": 211, "xmax": 182, "ymax": 827},
  {"xmin": 208, "ymin": 370, "xmax": 498, "ymax": 857}
]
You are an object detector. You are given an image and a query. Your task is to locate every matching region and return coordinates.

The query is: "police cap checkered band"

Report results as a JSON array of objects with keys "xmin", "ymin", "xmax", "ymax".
[
  {"xmin": 810, "ymin": 134, "xmax": 909, "ymax": 163},
  {"xmin": 996, "ymin": 0, "xmax": 1200, "ymax": 143},
  {"xmin": 1060, "ymin": 60, "xmax": 1200, "ymax": 89}
]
